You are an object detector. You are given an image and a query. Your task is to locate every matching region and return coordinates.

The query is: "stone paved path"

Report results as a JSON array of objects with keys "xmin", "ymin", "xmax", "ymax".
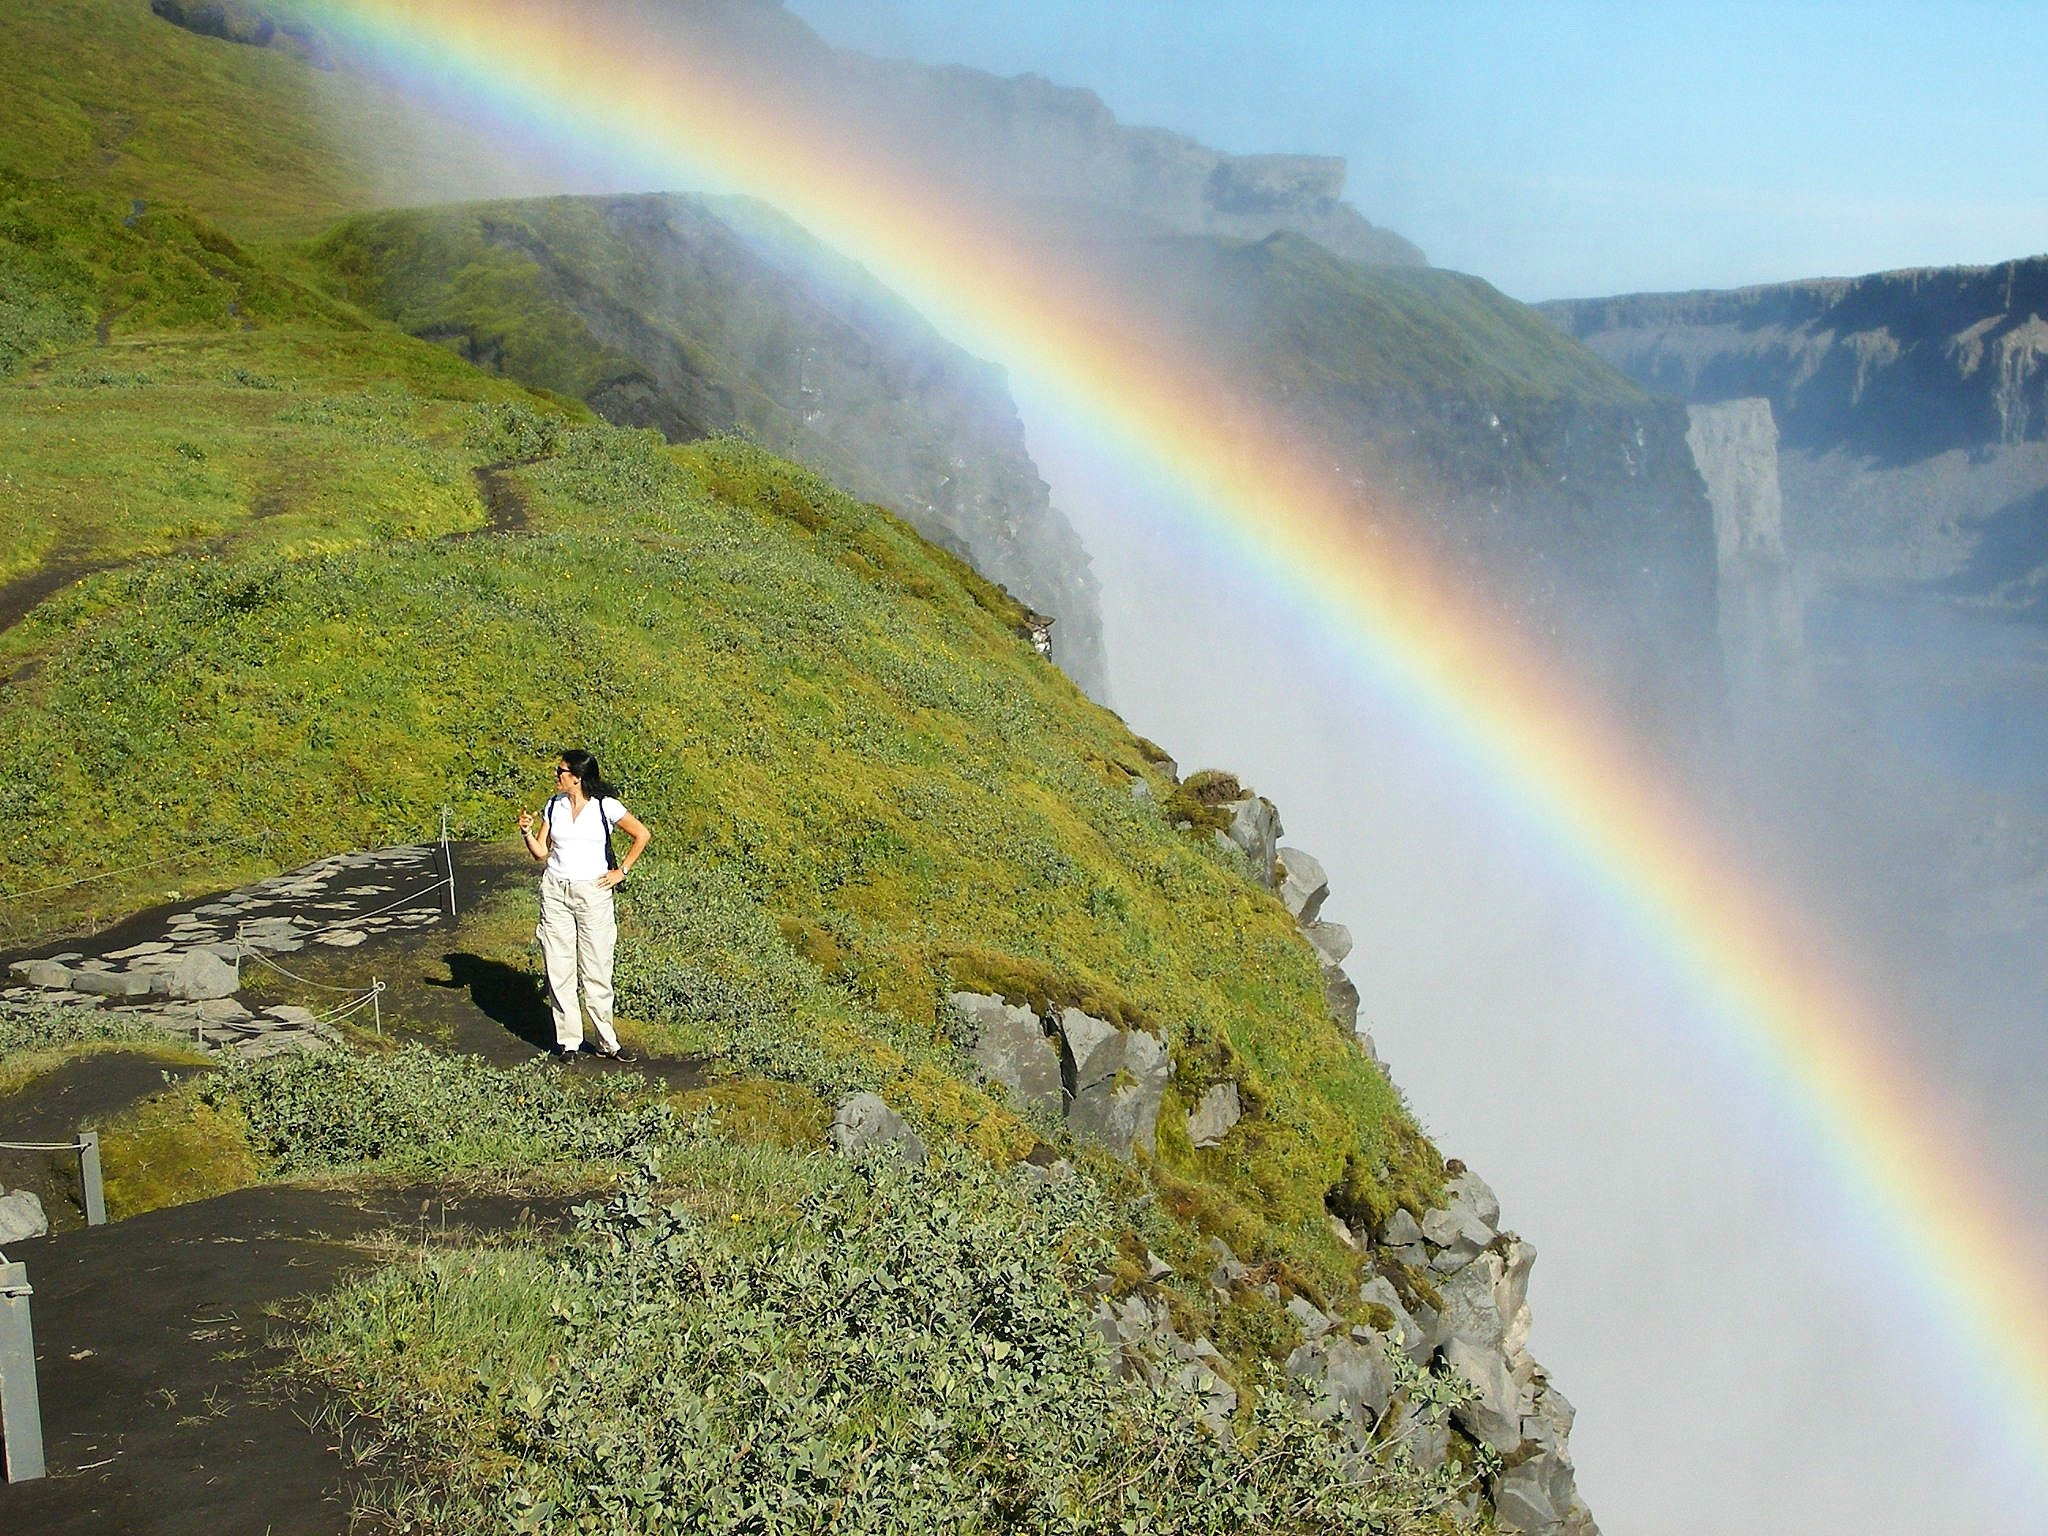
[{"xmin": 3, "ymin": 846, "xmax": 453, "ymax": 1060}]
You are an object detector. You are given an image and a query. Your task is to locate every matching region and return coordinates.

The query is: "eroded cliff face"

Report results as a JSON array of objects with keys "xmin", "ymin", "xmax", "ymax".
[
  {"xmin": 1546, "ymin": 263, "xmax": 2048, "ymax": 983},
  {"xmin": 1544, "ymin": 259, "xmax": 2048, "ymax": 616},
  {"xmin": 958, "ymin": 787, "xmax": 1604, "ymax": 1536},
  {"xmin": 613, "ymin": 1, "xmax": 1428, "ymax": 265},
  {"xmin": 1684, "ymin": 400, "xmax": 1809, "ymax": 724},
  {"xmin": 1090, "ymin": 233, "xmax": 1724, "ymax": 746},
  {"xmin": 827, "ymin": 53, "xmax": 1427, "ymax": 266}
]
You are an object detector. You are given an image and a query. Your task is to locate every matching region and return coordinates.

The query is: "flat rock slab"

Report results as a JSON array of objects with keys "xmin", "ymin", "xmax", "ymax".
[
  {"xmin": 2, "ymin": 846, "xmax": 462, "ymax": 1055},
  {"xmin": 69, "ymin": 969, "xmax": 156, "ymax": 998},
  {"xmin": 103, "ymin": 942, "xmax": 172, "ymax": 960},
  {"xmin": 0, "ymin": 1184, "xmax": 571, "ymax": 1536}
]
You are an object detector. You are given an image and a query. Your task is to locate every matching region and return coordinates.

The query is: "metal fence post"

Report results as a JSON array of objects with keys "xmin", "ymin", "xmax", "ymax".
[
  {"xmin": 441, "ymin": 807, "xmax": 457, "ymax": 919},
  {"xmin": 78, "ymin": 1131, "xmax": 105, "ymax": 1228},
  {"xmin": 0, "ymin": 1259, "xmax": 44, "ymax": 1482}
]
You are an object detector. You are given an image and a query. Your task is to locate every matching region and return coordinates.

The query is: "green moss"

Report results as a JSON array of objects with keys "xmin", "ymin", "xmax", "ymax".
[
  {"xmin": 941, "ymin": 945, "xmax": 1160, "ymax": 1035},
  {"xmin": 97, "ymin": 1082, "xmax": 260, "ymax": 1218},
  {"xmin": 672, "ymin": 1076, "xmax": 832, "ymax": 1151},
  {"xmin": 0, "ymin": 0, "xmax": 531, "ymax": 238},
  {"xmin": 777, "ymin": 915, "xmax": 848, "ymax": 976},
  {"xmin": 1162, "ymin": 769, "xmax": 1245, "ymax": 834}
]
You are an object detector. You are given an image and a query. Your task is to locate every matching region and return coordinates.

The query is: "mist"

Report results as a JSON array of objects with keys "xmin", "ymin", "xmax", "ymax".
[{"xmin": 1021, "ymin": 400, "xmax": 2048, "ymax": 1534}]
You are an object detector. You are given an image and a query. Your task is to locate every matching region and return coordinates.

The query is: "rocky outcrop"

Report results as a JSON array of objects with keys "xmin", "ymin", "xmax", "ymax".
[
  {"xmin": 829, "ymin": 54, "xmax": 1426, "ymax": 267},
  {"xmin": 1096, "ymin": 1168, "xmax": 1596, "ymax": 1536},
  {"xmin": 1350, "ymin": 1170, "xmax": 1597, "ymax": 1536},
  {"xmin": 829, "ymin": 1093, "xmax": 929, "ymax": 1165},
  {"xmin": 148, "ymin": 0, "xmax": 331, "ymax": 66},
  {"xmin": 0, "ymin": 1187, "xmax": 48, "ymax": 1245},
  {"xmin": 951, "ymin": 994, "xmax": 1170, "ymax": 1155},
  {"xmin": 1057, "ymin": 1007, "xmax": 1171, "ymax": 1155},
  {"xmin": 1185, "ymin": 1082, "xmax": 1241, "ymax": 1149},
  {"xmin": 1214, "ymin": 794, "xmax": 1283, "ymax": 885},
  {"xmin": 952, "ymin": 766, "xmax": 1592, "ymax": 1534},
  {"xmin": 1075, "ymin": 232, "xmax": 1724, "ymax": 744},
  {"xmin": 956, "ymin": 992, "xmax": 1064, "ymax": 1116}
]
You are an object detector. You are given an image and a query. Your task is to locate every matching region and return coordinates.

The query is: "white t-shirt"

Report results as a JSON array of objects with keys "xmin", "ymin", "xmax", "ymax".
[{"xmin": 545, "ymin": 795, "xmax": 629, "ymax": 882}]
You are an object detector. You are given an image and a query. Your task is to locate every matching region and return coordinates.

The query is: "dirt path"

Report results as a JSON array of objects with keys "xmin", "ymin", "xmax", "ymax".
[
  {"xmin": 466, "ymin": 461, "xmax": 532, "ymax": 537},
  {"xmin": 1, "ymin": 456, "xmax": 531, "ymax": 643},
  {"xmin": 0, "ymin": 559, "xmax": 108, "ymax": 638},
  {"xmin": 0, "ymin": 1183, "xmax": 570, "ymax": 1536},
  {"xmin": 5, "ymin": 839, "xmax": 706, "ymax": 1079}
]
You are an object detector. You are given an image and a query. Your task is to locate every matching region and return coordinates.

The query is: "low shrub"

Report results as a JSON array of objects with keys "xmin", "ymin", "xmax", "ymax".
[
  {"xmin": 203, "ymin": 1044, "xmax": 672, "ymax": 1177},
  {"xmin": 304, "ymin": 1151, "xmax": 1476, "ymax": 1535}
]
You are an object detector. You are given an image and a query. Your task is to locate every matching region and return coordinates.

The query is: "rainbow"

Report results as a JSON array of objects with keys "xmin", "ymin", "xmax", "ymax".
[{"xmin": 308, "ymin": 0, "xmax": 2048, "ymax": 1479}]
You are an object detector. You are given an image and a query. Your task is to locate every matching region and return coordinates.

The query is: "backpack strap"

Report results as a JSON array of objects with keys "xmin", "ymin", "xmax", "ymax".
[{"xmin": 600, "ymin": 797, "xmax": 618, "ymax": 871}]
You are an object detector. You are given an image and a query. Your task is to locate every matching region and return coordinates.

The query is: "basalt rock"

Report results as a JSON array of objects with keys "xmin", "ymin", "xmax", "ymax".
[
  {"xmin": 828, "ymin": 1093, "xmax": 928, "ymax": 1166},
  {"xmin": 1057, "ymin": 1007, "xmax": 1170, "ymax": 1155},
  {"xmin": 1301, "ymin": 919, "xmax": 1353, "ymax": 969},
  {"xmin": 1287, "ymin": 1331, "xmax": 1395, "ymax": 1431},
  {"xmin": 1215, "ymin": 796, "xmax": 1283, "ymax": 887},
  {"xmin": 952, "ymin": 991, "xmax": 1063, "ymax": 1117},
  {"xmin": 1186, "ymin": 1080, "xmax": 1242, "ymax": 1149},
  {"xmin": 163, "ymin": 947, "xmax": 241, "ymax": 1001},
  {"xmin": 1276, "ymin": 846, "xmax": 1331, "ymax": 924},
  {"xmin": 1366, "ymin": 1172, "xmax": 1600, "ymax": 1536},
  {"xmin": 953, "ymin": 995, "xmax": 1171, "ymax": 1157},
  {"xmin": 0, "ymin": 1187, "xmax": 49, "ymax": 1245}
]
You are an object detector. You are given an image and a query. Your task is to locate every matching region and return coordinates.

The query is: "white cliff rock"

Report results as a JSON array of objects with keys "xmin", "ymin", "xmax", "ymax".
[
  {"xmin": 1275, "ymin": 846, "xmax": 1330, "ymax": 923},
  {"xmin": 1186, "ymin": 1080, "xmax": 1242, "ymax": 1148}
]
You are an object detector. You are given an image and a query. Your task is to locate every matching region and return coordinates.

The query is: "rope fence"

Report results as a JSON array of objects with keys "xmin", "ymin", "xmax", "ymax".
[
  {"xmin": 256, "ymin": 871, "xmax": 455, "ymax": 947},
  {"xmin": 0, "ymin": 828, "xmax": 274, "ymax": 903},
  {"xmin": 6, "ymin": 809, "xmax": 463, "ymax": 1048}
]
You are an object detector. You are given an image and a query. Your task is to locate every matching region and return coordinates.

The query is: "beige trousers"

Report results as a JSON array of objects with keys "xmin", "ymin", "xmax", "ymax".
[{"xmin": 537, "ymin": 875, "xmax": 620, "ymax": 1053}]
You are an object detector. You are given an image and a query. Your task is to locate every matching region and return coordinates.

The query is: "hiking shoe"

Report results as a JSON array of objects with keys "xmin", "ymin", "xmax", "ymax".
[
  {"xmin": 551, "ymin": 1045, "xmax": 583, "ymax": 1062},
  {"xmin": 596, "ymin": 1045, "xmax": 637, "ymax": 1063}
]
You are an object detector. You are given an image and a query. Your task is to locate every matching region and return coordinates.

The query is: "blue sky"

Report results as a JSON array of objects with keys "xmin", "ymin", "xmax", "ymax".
[{"xmin": 788, "ymin": 0, "xmax": 2048, "ymax": 301}]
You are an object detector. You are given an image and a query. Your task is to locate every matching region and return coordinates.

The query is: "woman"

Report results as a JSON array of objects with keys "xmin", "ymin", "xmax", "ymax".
[{"xmin": 517, "ymin": 749, "xmax": 651, "ymax": 1061}]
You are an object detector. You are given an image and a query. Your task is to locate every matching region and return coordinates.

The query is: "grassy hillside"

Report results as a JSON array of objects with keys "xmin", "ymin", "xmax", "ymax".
[
  {"xmin": 0, "ymin": 0, "xmax": 526, "ymax": 237},
  {"xmin": 1, "ymin": 10, "xmax": 1435, "ymax": 1253},
  {"xmin": 1215, "ymin": 233, "xmax": 1649, "ymax": 410},
  {"xmin": 0, "ymin": 152, "xmax": 1466, "ymax": 1521},
  {"xmin": 0, "ymin": 134, "xmax": 1437, "ymax": 1255},
  {"xmin": 0, "ymin": 9, "xmax": 1516, "ymax": 1526}
]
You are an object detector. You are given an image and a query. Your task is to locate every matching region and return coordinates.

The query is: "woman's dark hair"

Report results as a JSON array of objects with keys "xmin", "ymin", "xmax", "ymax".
[{"xmin": 559, "ymin": 748, "xmax": 616, "ymax": 800}]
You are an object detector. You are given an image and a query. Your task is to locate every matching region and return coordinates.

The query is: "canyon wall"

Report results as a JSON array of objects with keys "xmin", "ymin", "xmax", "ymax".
[{"xmin": 1544, "ymin": 259, "xmax": 2048, "ymax": 617}]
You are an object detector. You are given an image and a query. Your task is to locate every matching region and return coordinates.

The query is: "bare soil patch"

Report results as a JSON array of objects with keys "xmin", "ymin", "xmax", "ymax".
[{"xmin": 0, "ymin": 1181, "xmax": 570, "ymax": 1536}]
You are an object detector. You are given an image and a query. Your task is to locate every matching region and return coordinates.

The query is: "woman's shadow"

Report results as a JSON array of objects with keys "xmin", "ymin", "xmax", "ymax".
[{"xmin": 427, "ymin": 952, "xmax": 555, "ymax": 1060}]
